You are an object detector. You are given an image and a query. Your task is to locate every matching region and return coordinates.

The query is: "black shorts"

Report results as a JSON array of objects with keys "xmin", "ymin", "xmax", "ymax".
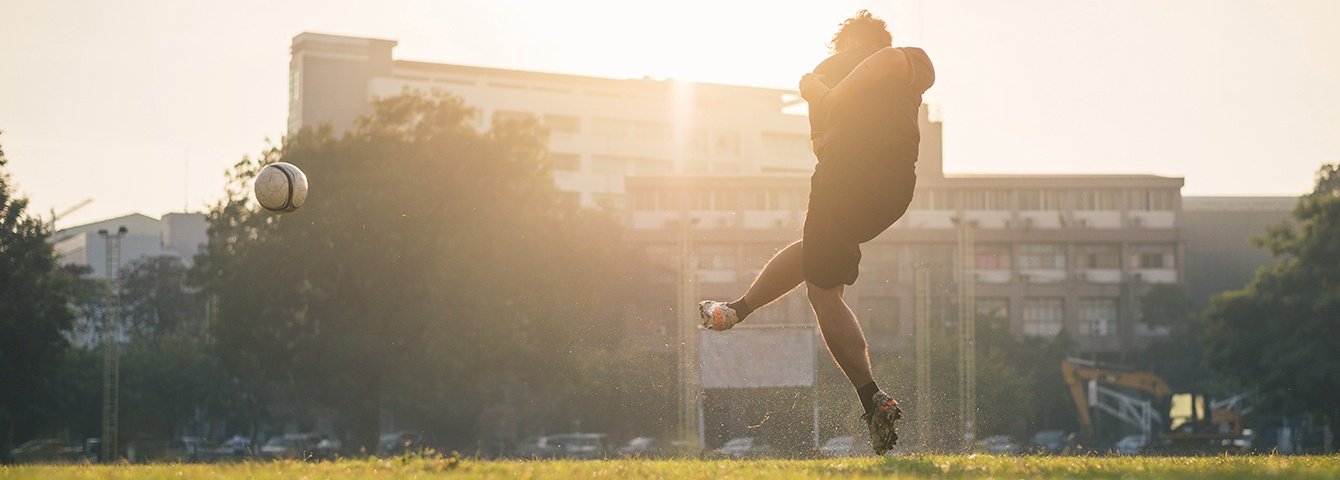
[{"xmin": 802, "ymin": 150, "xmax": 916, "ymax": 289}]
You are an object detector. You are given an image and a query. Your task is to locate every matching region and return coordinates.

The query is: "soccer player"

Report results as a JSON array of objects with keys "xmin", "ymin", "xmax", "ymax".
[{"xmin": 698, "ymin": 10, "xmax": 934, "ymax": 455}]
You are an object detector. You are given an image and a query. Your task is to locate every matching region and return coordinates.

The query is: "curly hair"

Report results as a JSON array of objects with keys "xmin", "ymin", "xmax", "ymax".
[{"xmin": 829, "ymin": 10, "xmax": 892, "ymax": 53}]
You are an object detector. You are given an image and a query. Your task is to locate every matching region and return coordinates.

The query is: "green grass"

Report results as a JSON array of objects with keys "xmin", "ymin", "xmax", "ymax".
[{"xmin": 3, "ymin": 455, "xmax": 1339, "ymax": 479}]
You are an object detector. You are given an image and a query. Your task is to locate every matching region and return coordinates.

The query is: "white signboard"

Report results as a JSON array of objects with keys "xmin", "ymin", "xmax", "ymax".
[{"xmin": 699, "ymin": 325, "xmax": 816, "ymax": 389}]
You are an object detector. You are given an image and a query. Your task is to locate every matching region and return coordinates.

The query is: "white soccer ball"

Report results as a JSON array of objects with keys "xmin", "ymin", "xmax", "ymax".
[{"xmin": 254, "ymin": 162, "xmax": 308, "ymax": 213}]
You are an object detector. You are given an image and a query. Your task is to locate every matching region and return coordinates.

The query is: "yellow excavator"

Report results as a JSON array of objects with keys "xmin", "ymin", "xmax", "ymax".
[{"xmin": 1061, "ymin": 357, "xmax": 1247, "ymax": 454}]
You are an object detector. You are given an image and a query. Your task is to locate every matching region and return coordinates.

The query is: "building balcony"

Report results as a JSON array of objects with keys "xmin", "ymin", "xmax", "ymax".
[
  {"xmin": 1019, "ymin": 269, "xmax": 1067, "ymax": 284},
  {"xmin": 1130, "ymin": 268, "xmax": 1177, "ymax": 284},
  {"xmin": 1075, "ymin": 268, "xmax": 1122, "ymax": 284},
  {"xmin": 1071, "ymin": 211, "xmax": 1122, "ymax": 229},
  {"xmin": 975, "ymin": 269, "xmax": 1012, "ymax": 284}
]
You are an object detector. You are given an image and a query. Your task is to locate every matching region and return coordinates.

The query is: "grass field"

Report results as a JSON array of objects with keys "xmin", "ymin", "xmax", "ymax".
[{"xmin": 3, "ymin": 455, "xmax": 1340, "ymax": 479}]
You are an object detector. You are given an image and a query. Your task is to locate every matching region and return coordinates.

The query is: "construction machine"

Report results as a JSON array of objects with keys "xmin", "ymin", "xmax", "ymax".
[{"xmin": 1061, "ymin": 357, "xmax": 1247, "ymax": 454}]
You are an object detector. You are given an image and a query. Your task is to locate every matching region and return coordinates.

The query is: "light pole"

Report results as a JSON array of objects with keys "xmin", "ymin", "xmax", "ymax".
[
  {"xmin": 675, "ymin": 213, "xmax": 701, "ymax": 451},
  {"xmin": 97, "ymin": 226, "xmax": 127, "ymax": 463}
]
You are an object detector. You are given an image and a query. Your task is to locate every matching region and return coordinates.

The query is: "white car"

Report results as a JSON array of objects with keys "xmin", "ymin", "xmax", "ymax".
[
  {"xmin": 1114, "ymin": 435, "xmax": 1147, "ymax": 455},
  {"xmin": 819, "ymin": 436, "xmax": 860, "ymax": 458}
]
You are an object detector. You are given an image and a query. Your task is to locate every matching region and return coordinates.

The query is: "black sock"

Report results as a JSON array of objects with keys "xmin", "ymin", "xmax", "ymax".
[
  {"xmin": 857, "ymin": 382, "xmax": 880, "ymax": 415},
  {"xmin": 726, "ymin": 298, "xmax": 754, "ymax": 320}
]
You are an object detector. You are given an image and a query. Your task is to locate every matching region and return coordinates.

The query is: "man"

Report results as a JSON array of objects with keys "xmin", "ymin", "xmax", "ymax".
[{"xmin": 698, "ymin": 10, "xmax": 934, "ymax": 455}]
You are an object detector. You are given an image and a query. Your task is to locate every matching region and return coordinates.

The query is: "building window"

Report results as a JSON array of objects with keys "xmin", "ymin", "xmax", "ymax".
[
  {"xmin": 493, "ymin": 110, "xmax": 532, "ymax": 124},
  {"xmin": 1018, "ymin": 244, "xmax": 1066, "ymax": 269},
  {"xmin": 910, "ymin": 190, "xmax": 957, "ymax": 210},
  {"xmin": 656, "ymin": 190, "xmax": 681, "ymax": 211},
  {"xmin": 712, "ymin": 130, "xmax": 741, "ymax": 156},
  {"xmin": 695, "ymin": 244, "xmax": 736, "ymax": 270},
  {"xmin": 964, "ymin": 190, "xmax": 1012, "ymax": 211},
  {"xmin": 1075, "ymin": 244, "xmax": 1121, "ymax": 269},
  {"xmin": 593, "ymin": 118, "xmax": 631, "ymax": 137},
  {"xmin": 976, "ymin": 298, "xmax": 1009, "ymax": 324},
  {"xmin": 1130, "ymin": 190, "xmax": 1174, "ymax": 211},
  {"xmin": 1130, "ymin": 245, "xmax": 1175, "ymax": 268},
  {"xmin": 592, "ymin": 193, "xmax": 624, "ymax": 210},
  {"xmin": 543, "ymin": 114, "xmax": 581, "ymax": 134},
  {"xmin": 1019, "ymin": 190, "xmax": 1064, "ymax": 211},
  {"xmin": 860, "ymin": 297, "xmax": 900, "ymax": 336},
  {"xmin": 591, "ymin": 156, "xmax": 628, "ymax": 175},
  {"xmin": 767, "ymin": 189, "xmax": 805, "ymax": 211},
  {"xmin": 633, "ymin": 158, "xmax": 673, "ymax": 175},
  {"xmin": 975, "ymin": 244, "xmax": 1011, "ymax": 270},
  {"xmin": 762, "ymin": 132, "xmax": 810, "ymax": 157},
  {"xmin": 1023, "ymin": 298, "xmax": 1064, "ymax": 337},
  {"xmin": 633, "ymin": 121, "xmax": 672, "ymax": 142},
  {"xmin": 1076, "ymin": 190, "xmax": 1120, "ymax": 211},
  {"xmin": 549, "ymin": 152, "xmax": 581, "ymax": 172},
  {"xmin": 1078, "ymin": 298, "xmax": 1118, "ymax": 336}
]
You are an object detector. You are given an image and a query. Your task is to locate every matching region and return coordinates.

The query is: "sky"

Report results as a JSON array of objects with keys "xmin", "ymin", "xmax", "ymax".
[{"xmin": 2, "ymin": 0, "xmax": 1338, "ymax": 228}]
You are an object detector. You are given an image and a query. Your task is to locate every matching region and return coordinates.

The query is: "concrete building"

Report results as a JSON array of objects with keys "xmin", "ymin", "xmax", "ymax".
[
  {"xmin": 53, "ymin": 212, "xmax": 208, "ymax": 279},
  {"xmin": 288, "ymin": 32, "xmax": 1292, "ymax": 358},
  {"xmin": 625, "ymin": 170, "xmax": 1186, "ymax": 357},
  {"xmin": 288, "ymin": 32, "xmax": 943, "ymax": 209},
  {"xmin": 52, "ymin": 212, "xmax": 208, "ymax": 347},
  {"xmin": 1181, "ymin": 196, "xmax": 1296, "ymax": 308}
]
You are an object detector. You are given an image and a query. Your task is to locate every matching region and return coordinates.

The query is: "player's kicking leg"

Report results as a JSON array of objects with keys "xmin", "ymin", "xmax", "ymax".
[{"xmin": 699, "ymin": 240, "xmax": 804, "ymax": 331}]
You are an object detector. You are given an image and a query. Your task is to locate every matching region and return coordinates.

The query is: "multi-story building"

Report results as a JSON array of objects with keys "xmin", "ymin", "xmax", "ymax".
[
  {"xmin": 289, "ymin": 32, "xmax": 1237, "ymax": 358},
  {"xmin": 288, "ymin": 32, "xmax": 943, "ymax": 209},
  {"xmin": 625, "ymin": 169, "xmax": 1185, "ymax": 357},
  {"xmin": 52, "ymin": 212, "xmax": 208, "ymax": 347},
  {"xmin": 1181, "ymin": 196, "xmax": 1295, "ymax": 308}
]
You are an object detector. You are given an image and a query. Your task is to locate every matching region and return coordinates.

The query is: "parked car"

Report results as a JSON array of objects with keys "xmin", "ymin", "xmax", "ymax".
[
  {"xmin": 260, "ymin": 433, "xmax": 323, "ymax": 459},
  {"xmin": 615, "ymin": 436, "xmax": 694, "ymax": 458},
  {"xmin": 1030, "ymin": 430, "xmax": 1070, "ymax": 455},
  {"xmin": 617, "ymin": 437, "xmax": 661, "ymax": 458},
  {"xmin": 9, "ymin": 438, "xmax": 82, "ymax": 463},
  {"xmin": 818, "ymin": 436, "xmax": 860, "ymax": 458},
  {"xmin": 379, "ymin": 431, "xmax": 424, "ymax": 456},
  {"xmin": 974, "ymin": 435, "xmax": 1021, "ymax": 455},
  {"xmin": 1114, "ymin": 435, "xmax": 1148, "ymax": 455},
  {"xmin": 535, "ymin": 433, "xmax": 607, "ymax": 459},
  {"xmin": 711, "ymin": 437, "xmax": 774, "ymax": 459},
  {"xmin": 163, "ymin": 436, "xmax": 214, "ymax": 462}
]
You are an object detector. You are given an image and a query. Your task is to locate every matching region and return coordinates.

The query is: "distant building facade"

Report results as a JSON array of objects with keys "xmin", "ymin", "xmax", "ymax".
[
  {"xmin": 288, "ymin": 32, "xmax": 944, "ymax": 209},
  {"xmin": 1181, "ymin": 196, "xmax": 1295, "ymax": 309},
  {"xmin": 625, "ymin": 172, "xmax": 1186, "ymax": 357},
  {"xmin": 288, "ymin": 32, "xmax": 1294, "ymax": 359},
  {"xmin": 53, "ymin": 212, "xmax": 208, "ymax": 279},
  {"xmin": 52, "ymin": 212, "xmax": 208, "ymax": 347}
]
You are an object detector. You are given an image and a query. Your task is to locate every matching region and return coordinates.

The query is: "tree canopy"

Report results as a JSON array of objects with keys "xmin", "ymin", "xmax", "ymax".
[
  {"xmin": 193, "ymin": 91, "xmax": 656, "ymax": 452},
  {"xmin": 0, "ymin": 133, "xmax": 79, "ymax": 460},
  {"xmin": 1200, "ymin": 164, "xmax": 1340, "ymax": 437}
]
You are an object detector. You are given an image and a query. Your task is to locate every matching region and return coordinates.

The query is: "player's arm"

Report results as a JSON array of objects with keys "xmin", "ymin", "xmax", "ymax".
[
  {"xmin": 805, "ymin": 74, "xmax": 829, "ymax": 157},
  {"xmin": 800, "ymin": 47, "xmax": 912, "ymax": 109}
]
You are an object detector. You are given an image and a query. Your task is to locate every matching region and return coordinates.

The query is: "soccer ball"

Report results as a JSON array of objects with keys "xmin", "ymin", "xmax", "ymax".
[{"xmin": 254, "ymin": 162, "xmax": 309, "ymax": 213}]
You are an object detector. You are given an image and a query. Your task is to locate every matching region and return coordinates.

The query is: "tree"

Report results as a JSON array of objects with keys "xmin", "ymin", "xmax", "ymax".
[
  {"xmin": 119, "ymin": 255, "xmax": 205, "ymax": 339},
  {"xmin": 193, "ymin": 91, "xmax": 644, "ymax": 452},
  {"xmin": 0, "ymin": 133, "xmax": 78, "ymax": 460},
  {"xmin": 1201, "ymin": 164, "xmax": 1340, "ymax": 446}
]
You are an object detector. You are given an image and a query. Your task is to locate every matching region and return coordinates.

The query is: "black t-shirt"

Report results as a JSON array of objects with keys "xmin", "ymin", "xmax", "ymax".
[{"xmin": 808, "ymin": 47, "xmax": 935, "ymax": 164}]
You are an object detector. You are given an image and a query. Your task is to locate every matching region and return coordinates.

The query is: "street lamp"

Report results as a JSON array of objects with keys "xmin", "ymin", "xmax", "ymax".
[{"xmin": 96, "ymin": 226, "xmax": 127, "ymax": 463}]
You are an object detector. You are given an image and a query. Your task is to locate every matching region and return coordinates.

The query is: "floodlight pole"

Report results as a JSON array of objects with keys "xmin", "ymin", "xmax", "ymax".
[
  {"xmin": 97, "ymin": 226, "xmax": 128, "ymax": 463},
  {"xmin": 956, "ymin": 219, "xmax": 977, "ymax": 451},
  {"xmin": 914, "ymin": 266, "xmax": 931, "ymax": 451},
  {"xmin": 675, "ymin": 214, "xmax": 702, "ymax": 451}
]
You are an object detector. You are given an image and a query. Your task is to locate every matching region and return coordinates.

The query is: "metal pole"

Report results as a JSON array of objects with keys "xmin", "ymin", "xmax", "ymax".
[
  {"xmin": 98, "ymin": 226, "xmax": 127, "ymax": 463},
  {"xmin": 957, "ymin": 222, "xmax": 976, "ymax": 451},
  {"xmin": 676, "ymin": 212, "xmax": 701, "ymax": 451},
  {"xmin": 914, "ymin": 266, "xmax": 931, "ymax": 451}
]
